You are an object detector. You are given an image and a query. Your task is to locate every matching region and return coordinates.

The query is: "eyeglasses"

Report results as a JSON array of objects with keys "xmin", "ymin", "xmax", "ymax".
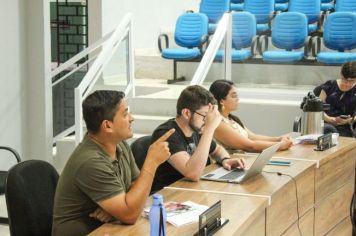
[
  {"xmin": 341, "ymin": 77, "xmax": 356, "ymax": 85},
  {"xmin": 193, "ymin": 111, "xmax": 207, "ymax": 121}
]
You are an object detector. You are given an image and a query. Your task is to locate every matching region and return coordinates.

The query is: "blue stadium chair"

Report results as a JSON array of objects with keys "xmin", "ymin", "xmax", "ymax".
[
  {"xmin": 275, "ymin": 0, "xmax": 289, "ymax": 12},
  {"xmin": 316, "ymin": 12, "xmax": 356, "ymax": 64},
  {"xmin": 215, "ymin": 12, "xmax": 258, "ymax": 61},
  {"xmin": 321, "ymin": 0, "xmax": 334, "ymax": 12},
  {"xmin": 230, "ymin": 0, "xmax": 244, "ymax": 11},
  {"xmin": 243, "ymin": 0, "xmax": 275, "ymax": 34},
  {"xmin": 288, "ymin": 0, "xmax": 321, "ymax": 34},
  {"xmin": 262, "ymin": 12, "xmax": 309, "ymax": 62},
  {"xmin": 199, "ymin": 0, "xmax": 230, "ymax": 33},
  {"xmin": 158, "ymin": 12, "xmax": 209, "ymax": 83},
  {"xmin": 335, "ymin": 0, "xmax": 356, "ymax": 12}
]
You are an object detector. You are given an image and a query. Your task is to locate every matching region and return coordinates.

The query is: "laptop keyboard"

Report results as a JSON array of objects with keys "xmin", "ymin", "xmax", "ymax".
[{"xmin": 219, "ymin": 169, "xmax": 245, "ymax": 180}]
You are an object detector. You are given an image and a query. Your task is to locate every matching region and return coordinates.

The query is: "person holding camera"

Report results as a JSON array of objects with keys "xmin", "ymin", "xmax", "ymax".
[{"xmin": 319, "ymin": 61, "xmax": 356, "ymax": 137}]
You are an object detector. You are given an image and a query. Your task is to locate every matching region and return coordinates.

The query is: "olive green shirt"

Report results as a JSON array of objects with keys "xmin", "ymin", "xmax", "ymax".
[{"xmin": 52, "ymin": 135, "xmax": 140, "ymax": 236}]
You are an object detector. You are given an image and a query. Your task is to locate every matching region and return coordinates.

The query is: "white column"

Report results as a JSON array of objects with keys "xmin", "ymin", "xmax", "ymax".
[{"xmin": 24, "ymin": 0, "xmax": 53, "ymax": 162}]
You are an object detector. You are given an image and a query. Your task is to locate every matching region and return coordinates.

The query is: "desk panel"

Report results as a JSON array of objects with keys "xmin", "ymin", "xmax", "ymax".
[
  {"xmin": 281, "ymin": 209, "xmax": 314, "ymax": 236},
  {"xmin": 265, "ymin": 165, "xmax": 315, "ymax": 235},
  {"xmin": 315, "ymin": 147, "xmax": 356, "ymax": 203},
  {"xmin": 325, "ymin": 216, "xmax": 352, "ymax": 236},
  {"xmin": 315, "ymin": 181, "xmax": 354, "ymax": 235}
]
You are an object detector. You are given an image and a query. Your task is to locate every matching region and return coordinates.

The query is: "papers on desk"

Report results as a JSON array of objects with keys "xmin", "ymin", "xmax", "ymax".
[
  {"xmin": 143, "ymin": 201, "xmax": 208, "ymax": 227},
  {"xmin": 294, "ymin": 134, "xmax": 322, "ymax": 144}
]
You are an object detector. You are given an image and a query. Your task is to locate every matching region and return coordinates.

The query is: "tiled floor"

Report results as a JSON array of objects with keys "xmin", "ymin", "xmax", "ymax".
[{"xmin": 0, "ymin": 195, "xmax": 9, "ymax": 236}]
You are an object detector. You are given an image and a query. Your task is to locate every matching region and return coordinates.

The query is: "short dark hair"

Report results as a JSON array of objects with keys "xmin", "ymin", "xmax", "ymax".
[
  {"xmin": 341, "ymin": 61, "xmax": 356, "ymax": 79},
  {"xmin": 82, "ymin": 90, "xmax": 125, "ymax": 133},
  {"xmin": 209, "ymin": 80, "xmax": 234, "ymax": 111},
  {"xmin": 176, "ymin": 85, "xmax": 216, "ymax": 116}
]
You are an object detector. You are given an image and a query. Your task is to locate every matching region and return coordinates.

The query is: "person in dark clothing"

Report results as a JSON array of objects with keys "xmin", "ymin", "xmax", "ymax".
[
  {"xmin": 151, "ymin": 85, "xmax": 245, "ymax": 193},
  {"xmin": 319, "ymin": 61, "xmax": 356, "ymax": 137}
]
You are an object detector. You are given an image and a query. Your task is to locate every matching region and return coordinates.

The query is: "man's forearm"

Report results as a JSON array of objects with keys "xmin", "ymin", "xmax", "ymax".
[
  {"xmin": 124, "ymin": 163, "xmax": 157, "ymax": 220},
  {"xmin": 184, "ymin": 129, "xmax": 215, "ymax": 180}
]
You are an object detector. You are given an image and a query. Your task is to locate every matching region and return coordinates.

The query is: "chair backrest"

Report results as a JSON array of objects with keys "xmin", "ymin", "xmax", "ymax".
[
  {"xmin": 289, "ymin": 0, "xmax": 321, "ymax": 24},
  {"xmin": 5, "ymin": 160, "xmax": 59, "ymax": 236},
  {"xmin": 231, "ymin": 0, "xmax": 244, "ymax": 3},
  {"xmin": 231, "ymin": 12, "xmax": 257, "ymax": 49},
  {"xmin": 275, "ymin": 0, "xmax": 288, "ymax": 3},
  {"xmin": 244, "ymin": 0, "xmax": 274, "ymax": 24},
  {"xmin": 199, "ymin": 0, "xmax": 230, "ymax": 23},
  {"xmin": 336, "ymin": 0, "xmax": 356, "ymax": 12},
  {"xmin": 271, "ymin": 12, "xmax": 308, "ymax": 49},
  {"xmin": 130, "ymin": 136, "xmax": 151, "ymax": 170},
  {"xmin": 174, "ymin": 12, "xmax": 208, "ymax": 48},
  {"xmin": 323, "ymin": 12, "xmax": 356, "ymax": 51}
]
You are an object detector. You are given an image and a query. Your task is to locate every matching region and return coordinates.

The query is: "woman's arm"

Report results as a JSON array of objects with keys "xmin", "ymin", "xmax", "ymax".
[
  {"xmin": 214, "ymin": 121, "xmax": 290, "ymax": 152},
  {"xmin": 245, "ymin": 128, "xmax": 281, "ymax": 142}
]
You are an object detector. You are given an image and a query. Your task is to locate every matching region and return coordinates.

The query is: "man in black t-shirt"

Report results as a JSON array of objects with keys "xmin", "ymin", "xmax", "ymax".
[{"xmin": 151, "ymin": 85, "xmax": 246, "ymax": 192}]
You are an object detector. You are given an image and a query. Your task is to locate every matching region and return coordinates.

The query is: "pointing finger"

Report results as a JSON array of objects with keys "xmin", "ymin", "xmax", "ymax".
[{"xmin": 154, "ymin": 128, "xmax": 175, "ymax": 144}]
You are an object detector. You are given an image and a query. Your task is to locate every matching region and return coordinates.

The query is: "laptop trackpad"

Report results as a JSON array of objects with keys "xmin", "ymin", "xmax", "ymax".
[{"xmin": 218, "ymin": 169, "xmax": 245, "ymax": 180}]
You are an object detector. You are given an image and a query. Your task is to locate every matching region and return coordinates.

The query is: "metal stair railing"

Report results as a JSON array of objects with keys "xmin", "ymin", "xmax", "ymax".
[{"xmin": 51, "ymin": 13, "xmax": 135, "ymax": 145}]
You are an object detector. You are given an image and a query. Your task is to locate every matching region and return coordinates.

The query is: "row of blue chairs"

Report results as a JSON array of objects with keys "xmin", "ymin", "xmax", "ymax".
[
  {"xmin": 231, "ymin": 0, "xmax": 355, "ymax": 12},
  {"xmin": 158, "ymin": 11, "xmax": 356, "ymax": 82},
  {"xmin": 200, "ymin": 0, "xmax": 356, "ymax": 35}
]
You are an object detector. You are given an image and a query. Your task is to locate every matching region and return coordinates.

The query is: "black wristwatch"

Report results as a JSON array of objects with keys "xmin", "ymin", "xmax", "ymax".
[{"xmin": 218, "ymin": 157, "xmax": 230, "ymax": 166}]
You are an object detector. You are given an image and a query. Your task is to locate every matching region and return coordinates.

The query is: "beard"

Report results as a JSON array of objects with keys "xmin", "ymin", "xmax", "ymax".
[{"xmin": 188, "ymin": 117, "xmax": 204, "ymax": 133}]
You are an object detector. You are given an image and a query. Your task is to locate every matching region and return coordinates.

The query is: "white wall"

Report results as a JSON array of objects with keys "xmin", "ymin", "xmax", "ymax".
[
  {"xmin": 0, "ymin": 1, "xmax": 26, "ymax": 168},
  {"xmin": 0, "ymin": 1, "xmax": 52, "ymax": 167},
  {"xmin": 98, "ymin": 0, "xmax": 200, "ymax": 49}
]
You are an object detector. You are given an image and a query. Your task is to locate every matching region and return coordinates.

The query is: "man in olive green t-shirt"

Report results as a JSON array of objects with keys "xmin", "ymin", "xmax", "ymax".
[{"xmin": 52, "ymin": 90, "xmax": 174, "ymax": 236}]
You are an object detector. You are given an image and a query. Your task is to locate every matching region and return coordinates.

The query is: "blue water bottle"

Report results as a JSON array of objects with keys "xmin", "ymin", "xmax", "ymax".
[{"xmin": 149, "ymin": 194, "xmax": 167, "ymax": 236}]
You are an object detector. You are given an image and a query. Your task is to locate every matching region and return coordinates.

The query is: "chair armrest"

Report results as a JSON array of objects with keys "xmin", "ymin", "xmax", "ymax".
[
  {"xmin": 268, "ymin": 11, "xmax": 278, "ymax": 32},
  {"xmin": 258, "ymin": 35, "xmax": 269, "ymax": 55},
  {"xmin": 317, "ymin": 12, "xmax": 324, "ymax": 30},
  {"xmin": 158, "ymin": 34, "xmax": 169, "ymax": 53},
  {"xmin": 0, "ymin": 146, "xmax": 21, "ymax": 163},
  {"xmin": 304, "ymin": 36, "xmax": 312, "ymax": 58},
  {"xmin": 311, "ymin": 36, "xmax": 321, "ymax": 57},
  {"xmin": 199, "ymin": 34, "xmax": 210, "ymax": 53},
  {"xmin": 293, "ymin": 116, "xmax": 301, "ymax": 132},
  {"xmin": 251, "ymin": 36, "xmax": 259, "ymax": 57}
]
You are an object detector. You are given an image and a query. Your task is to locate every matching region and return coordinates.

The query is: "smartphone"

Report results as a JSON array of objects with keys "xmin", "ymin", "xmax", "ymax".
[
  {"xmin": 268, "ymin": 160, "xmax": 291, "ymax": 166},
  {"xmin": 339, "ymin": 115, "xmax": 349, "ymax": 119}
]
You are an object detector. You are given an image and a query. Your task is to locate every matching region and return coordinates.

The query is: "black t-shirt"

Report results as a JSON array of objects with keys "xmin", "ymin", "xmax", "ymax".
[
  {"xmin": 321, "ymin": 80, "xmax": 356, "ymax": 117},
  {"xmin": 151, "ymin": 118, "xmax": 217, "ymax": 192}
]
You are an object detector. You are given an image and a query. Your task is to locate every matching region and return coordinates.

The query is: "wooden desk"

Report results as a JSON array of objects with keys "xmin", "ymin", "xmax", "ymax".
[
  {"xmin": 170, "ymin": 158, "xmax": 315, "ymax": 235},
  {"xmin": 90, "ymin": 137, "xmax": 356, "ymax": 236},
  {"xmin": 89, "ymin": 189, "xmax": 268, "ymax": 236}
]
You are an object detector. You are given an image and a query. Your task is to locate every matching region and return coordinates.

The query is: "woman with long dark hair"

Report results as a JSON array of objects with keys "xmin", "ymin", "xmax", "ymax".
[{"xmin": 209, "ymin": 80, "xmax": 292, "ymax": 152}]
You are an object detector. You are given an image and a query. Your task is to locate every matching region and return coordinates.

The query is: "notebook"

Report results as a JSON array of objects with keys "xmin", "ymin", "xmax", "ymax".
[{"xmin": 201, "ymin": 142, "xmax": 281, "ymax": 184}]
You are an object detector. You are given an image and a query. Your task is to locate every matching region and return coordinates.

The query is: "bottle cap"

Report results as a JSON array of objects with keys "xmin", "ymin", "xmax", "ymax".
[{"xmin": 152, "ymin": 194, "xmax": 164, "ymax": 205}]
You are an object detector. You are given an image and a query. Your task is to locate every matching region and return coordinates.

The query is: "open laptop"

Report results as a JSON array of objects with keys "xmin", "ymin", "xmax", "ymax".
[{"xmin": 201, "ymin": 142, "xmax": 281, "ymax": 184}]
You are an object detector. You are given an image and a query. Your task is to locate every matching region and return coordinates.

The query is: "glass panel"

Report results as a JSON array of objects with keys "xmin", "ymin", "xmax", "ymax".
[
  {"xmin": 52, "ymin": 68, "xmax": 86, "ymax": 136},
  {"xmin": 95, "ymin": 35, "xmax": 129, "ymax": 93},
  {"xmin": 202, "ymin": 34, "xmax": 226, "ymax": 87}
]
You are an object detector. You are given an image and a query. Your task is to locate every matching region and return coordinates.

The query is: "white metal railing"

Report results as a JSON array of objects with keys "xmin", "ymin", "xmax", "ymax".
[
  {"xmin": 51, "ymin": 13, "xmax": 135, "ymax": 144},
  {"xmin": 190, "ymin": 12, "xmax": 232, "ymax": 85}
]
